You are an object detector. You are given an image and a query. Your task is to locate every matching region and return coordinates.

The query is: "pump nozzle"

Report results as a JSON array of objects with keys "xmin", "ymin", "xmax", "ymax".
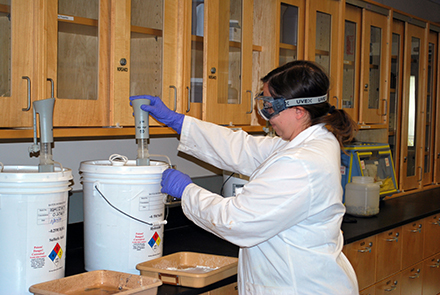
[
  {"xmin": 32, "ymin": 98, "xmax": 55, "ymax": 172},
  {"xmin": 132, "ymin": 99, "xmax": 150, "ymax": 166}
]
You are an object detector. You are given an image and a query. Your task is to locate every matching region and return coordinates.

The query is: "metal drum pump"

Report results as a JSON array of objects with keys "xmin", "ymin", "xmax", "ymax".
[
  {"xmin": 29, "ymin": 97, "xmax": 55, "ymax": 172},
  {"xmin": 131, "ymin": 99, "xmax": 151, "ymax": 166}
]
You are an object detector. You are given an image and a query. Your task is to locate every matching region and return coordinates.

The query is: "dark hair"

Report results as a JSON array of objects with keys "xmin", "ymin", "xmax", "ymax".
[{"xmin": 261, "ymin": 60, "xmax": 358, "ymax": 148}]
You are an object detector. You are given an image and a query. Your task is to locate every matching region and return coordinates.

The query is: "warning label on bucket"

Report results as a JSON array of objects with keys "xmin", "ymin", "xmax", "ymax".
[
  {"xmin": 37, "ymin": 201, "xmax": 67, "ymax": 225},
  {"xmin": 148, "ymin": 232, "xmax": 161, "ymax": 252},
  {"xmin": 30, "ymin": 246, "xmax": 46, "ymax": 269},
  {"xmin": 132, "ymin": 232, "xmax": 147, "ymax": 251}
]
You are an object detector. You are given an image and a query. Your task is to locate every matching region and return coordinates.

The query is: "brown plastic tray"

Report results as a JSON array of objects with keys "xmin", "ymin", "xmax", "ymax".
[
  {"xmin": 136, "ymin": 252, "xmax": 238, "ymax": 288},
  {"xmin": 29, "ymin": 270, "xmax": 162, "ymax": 295}
]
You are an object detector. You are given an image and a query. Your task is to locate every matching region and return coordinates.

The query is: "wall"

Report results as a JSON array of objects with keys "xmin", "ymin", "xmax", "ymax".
[{"xmin": 378, "ymin": 0, "xmax": 440, "ymax": 23}]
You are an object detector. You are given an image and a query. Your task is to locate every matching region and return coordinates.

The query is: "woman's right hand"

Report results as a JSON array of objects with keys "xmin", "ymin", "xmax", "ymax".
[{"xmin": 130, "ymin": 95, "xmax": 184, "ymax": 134}]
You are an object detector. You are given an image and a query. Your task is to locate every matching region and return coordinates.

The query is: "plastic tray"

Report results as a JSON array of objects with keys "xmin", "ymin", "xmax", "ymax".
[
  {"xmin": 29, "ymin": 270, "xmax": 162, "ymax": 295},
  {"xmin": 136, "ymin": 252, "xmax": 238, "ymax": 288}
]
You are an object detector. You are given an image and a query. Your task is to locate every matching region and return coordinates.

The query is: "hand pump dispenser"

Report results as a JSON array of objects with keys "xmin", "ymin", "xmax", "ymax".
[
  {"xmin": 29, "ymin": 92, "xmax": 55, "ymax": 172},
  {"xmin": 132, "ymin": 99, "xmax": 150, "ymax": 166}
]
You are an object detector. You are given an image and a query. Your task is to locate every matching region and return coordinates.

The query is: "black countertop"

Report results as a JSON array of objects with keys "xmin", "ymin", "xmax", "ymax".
[{"xmin": 65, "ymin": 187, "xmax": 440, "ymax": 295}]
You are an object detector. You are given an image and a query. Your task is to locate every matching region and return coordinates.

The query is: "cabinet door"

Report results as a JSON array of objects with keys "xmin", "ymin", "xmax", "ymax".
[
  {"xmin": 359, "ymin": 8, "xmax": 390, "ymax": 126},
  {"xmin": 374, "ymin": 273, "xmax": 401, "ymax": 295},
  {"xmin": 204, "ymin": 0, "xmax": 254, "ymax": 125},
  {"xmin": 359, "ymin": 285, "xmax": 375, "ymax": 295},
  {"xmin": 305, "ymin": 0, "xmax": 343, "ymax": 107},
  {"xmin": 46, "ymin": 0, "xmax": 110, "ymax": 127},
  {"xmin": 400, "ymin": 23, "xmax": 427, "ymax": 191},
  {"xmin": 388, "ymin": 19, "xmax": 404, "ymax": 185},
  {"xmin": 423, "ymin": 214, "xmax": 440, "ymax": 258},
  {"xmin": 400, "ymin": 263, "xmax": 423, "ymax": 295},
  {"xmin": 376, "ymin": 228, "xmax": 402, "ymax": 281},
  {"xmin": 0, "ymin": 0, "xmax": 35, "ymax": 127},
  {"xmin": 401, "ymin": 221, "xmax": 424, "ymax": 269},
  {"xmin": 277, "ymin": 0, "xmax": 305, "ymax": 66},
  {"xmin": 111, "ymin": 0, "xmax": 179, "ymax": 127},
  {"xmin": 341, "ymin": 4, "xmax": 361, "ymax": 122},
  {"xmin": 342, "ymin": 236, "xmax": 376, "ymax": 290},
  {"xmin": 423, "ymin": 254, "xmax": 440, "ymax": 295},
  {"xmin": 422, "ymin": 29, "xmax": 438, "ymax": 186}
]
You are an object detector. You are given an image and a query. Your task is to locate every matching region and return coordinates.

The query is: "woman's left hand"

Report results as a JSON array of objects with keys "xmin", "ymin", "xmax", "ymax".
[{"xmin": 161, "ymin": 168, "xmax": 192, "ymax": 199}]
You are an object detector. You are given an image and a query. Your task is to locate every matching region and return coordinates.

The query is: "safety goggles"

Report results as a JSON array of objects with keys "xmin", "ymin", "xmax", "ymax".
[{"xmin": 255, "ymin": 91, "xmax": 328, "ymax": 121}]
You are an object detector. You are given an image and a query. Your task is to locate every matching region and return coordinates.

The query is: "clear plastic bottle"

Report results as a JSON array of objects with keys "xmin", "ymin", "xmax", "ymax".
[{"xmin": 345, "ymin": 176, "xmax": 380, "ymax": 217}]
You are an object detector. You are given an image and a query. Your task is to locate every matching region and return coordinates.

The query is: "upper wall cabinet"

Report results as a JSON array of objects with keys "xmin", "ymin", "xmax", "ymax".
[
  {"xmin": 46, "ymin": 0, "xmax": 179, "ymax": 127},
  {"xmin": 0, "ymin": 0, "xmax": 36, "ymax": 128},
  {"xmin": 400, "ymin": 21, "xmax": 427, "ymax": 191},
  {"xmin": 305, "ymin": 0, "xmax": 344, "ymax": 108},
  {"xmin": 277, "ymin": 0, "xmax": 305, "ymax": 66},
  {"xmin": 200, "ymin": 0, "xmax": 257, "ymax": 125},
  {"xmin": 46, "ymin": 0, "xmax": 110, "ymax": 127},
  {"xmin": 358, "ymin": 4, "xmax": 390, "ymax": 126}
]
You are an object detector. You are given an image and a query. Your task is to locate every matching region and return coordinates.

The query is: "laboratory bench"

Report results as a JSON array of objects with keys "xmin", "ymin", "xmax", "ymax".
[{"xmin": 64, "ymin": 187, "xmax": 440, "ymax": 294}]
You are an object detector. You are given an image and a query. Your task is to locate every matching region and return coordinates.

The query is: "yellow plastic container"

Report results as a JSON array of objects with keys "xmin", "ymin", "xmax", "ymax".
[
  {"xmin": 136, "ymin": 252, "xmax": 238, "ymax": 288},
  {"xmin": 29, "ymin": 270, "xmax": 162, "ymax": 295}
]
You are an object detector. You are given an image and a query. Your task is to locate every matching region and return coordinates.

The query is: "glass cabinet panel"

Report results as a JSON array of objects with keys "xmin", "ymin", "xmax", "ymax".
[
  {"xmin": 279, "ymin": 3, "xmax": 298, "ymax": 65},
  {"xmin": 57, "ymin": 1, "xmax": 99, "ymax": 100},
  {"xmin": 315, "ymin": 12, "xmax": 331, "ymax": 74},
  {"xmin": 130, "ymin": 1, "xmax": 163, "ymax": 98},
  {"xmin": 0, "ymin": 0, "xmax": 11, "ymax": 98},
  {"xmin": 226, "ymin": 0, "xmax": 242, "ymax": 105},
  {"xmin": 406, "ymin": 36, "xmax": 420, "ymax": 178},
  {"xmin": 388, "ymin": 19, "xmax": 404, "ymax": 185},
  {"xmin": 342, "ymin": 20, "xmax": 356, "ymax": 110},
  {"xmin": 368, "ymin": 26, "xmax": 382, "ymax": 112},
  {"xmin": 191, "ymin": 0, "xmax": 204, "ymax": 105}
]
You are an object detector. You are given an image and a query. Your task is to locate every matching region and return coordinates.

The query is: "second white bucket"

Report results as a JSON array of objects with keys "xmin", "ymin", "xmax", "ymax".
[{"xmin": 80, "ymin": 159, "xmax": 168, "ymax": 274}]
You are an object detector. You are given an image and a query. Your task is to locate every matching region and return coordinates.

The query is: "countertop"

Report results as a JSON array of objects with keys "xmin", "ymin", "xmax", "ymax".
[{"xmin": 65, "ymin": 187, "xmax": 440, "ymax": 295}]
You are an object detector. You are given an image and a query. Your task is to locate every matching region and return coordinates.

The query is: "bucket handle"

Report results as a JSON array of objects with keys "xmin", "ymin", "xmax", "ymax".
[
  {"xmin": 0, "ymin": 162, "xmax": 3, "ymax": 172},
  {"xmin": 149, "ymin": 154, "xmax": 172, "ymax": 168},
  {"xmin": 94, "ymin": 182, "xmax": 168, "ymax": 227}
]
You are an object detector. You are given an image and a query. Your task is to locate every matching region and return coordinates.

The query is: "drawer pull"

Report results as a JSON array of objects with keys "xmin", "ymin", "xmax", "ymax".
[
  {"xmin": 429, "ymin": 259, "xmax": 440, "ymax": 268},
  {"xmin": 384, "ymin": 281, "xmax": 398, "ymax": 292},
  {"xmin": 358, "ymin": 247, "xmax": 371, "ymax": 253},
  {"xmin": 409, "ymin": 269, "xmax": 420, "ymax": 279},
  {"xmin": 385, "ymin": 237, "xmax": 398, "ymax": 242}
]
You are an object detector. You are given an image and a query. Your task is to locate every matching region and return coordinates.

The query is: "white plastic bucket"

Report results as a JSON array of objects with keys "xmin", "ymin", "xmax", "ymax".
[
  {"xmin": 80, "ymin": 159, "xmax": 168, "ymax": 274},
  {"xmin": 345, "ymin": 176, "xmax": 380, "ymax": 217},
  {"xmin": 0, "ymin": 166, "xmax": 72, "ymax": 295}
]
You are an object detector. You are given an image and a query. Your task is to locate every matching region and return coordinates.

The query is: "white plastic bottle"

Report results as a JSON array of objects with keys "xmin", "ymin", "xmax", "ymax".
[{"xmin": 345, "ymin": 176, "xmax": 380, "ymax": 217}]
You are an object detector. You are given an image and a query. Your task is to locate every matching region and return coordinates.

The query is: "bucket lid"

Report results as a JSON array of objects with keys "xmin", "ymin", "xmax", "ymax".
[
  {"xmin": 0, "ymin": 166, "xmax": 72, "ymax": 182},
  {"xmin": 79, "ymin": 160, "xmax": 168, "ymax": 175}
]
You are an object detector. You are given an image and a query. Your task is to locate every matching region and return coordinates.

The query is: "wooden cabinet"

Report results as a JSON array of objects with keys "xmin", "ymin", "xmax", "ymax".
[
  {"xmin": 401, "ymin": 221, "xmax": 424, "ymax": 270},
  {"xmin": 0, "ymin": 0, "xmax": 36, "ymax": 128},
  {"xmin": 399, "ymin": 22, "xmax": 427, "ymax": 191},
  {"xmin": 343, "ymin": 236, "xmax": 376, "ymax": 290},
  {"xmin": 358, "ymin": 5, "xmax": 390, "ymax": 126},
  {"xmin": 201, "ymin": 282, "xmax": 238, "ymax": 295},
  {"xmin": 423, "ymin": 253, "xmax": 440, "ymax": 294},
  {"xmin": 388, "ymin": 19, "xmax": 404, "ymax": 183},
  {"xmin": 376, "ymin": 227, "xmax": 402, "ymax": 281},
  {"xmin": 400, "ymin": 263, "xmax": 423, "ymax": 295},
  {"xmin": 277, "ymin": 0, "xmax": 305, "ymax": 65},
  {"xmin": 344, "ymin": 214, "xmax": 440, "ymax": 294},
  {"xmin": 45, "ymin": 0, "xmax": 179, "ymax": 127},
  {"xmin": 305, "ymin": 0, "xmax": 344, "ymax": 107},
  {"xmin": 423, "ymin": 214, "xmax": 440, "ymax": 258},
  {"xmin": 199, "ymin": 0, "xmax": 257, "ymax": 125},
  {"xmin": 341, "ymin": 3, "xmax": 361, "ymax": 122}
]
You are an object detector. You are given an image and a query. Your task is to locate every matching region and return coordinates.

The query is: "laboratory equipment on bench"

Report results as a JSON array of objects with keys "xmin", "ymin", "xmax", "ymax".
[
  {"xmin": 341, "ymin": 142, "xmax": 398, "ymax": 202},
  {"xmin": 132, "ymin": 98, "xmax": 151, "ymax": 166},
  {"xmin": 344, "ymin": 176, "xmax": 380, "ymax": 217}
]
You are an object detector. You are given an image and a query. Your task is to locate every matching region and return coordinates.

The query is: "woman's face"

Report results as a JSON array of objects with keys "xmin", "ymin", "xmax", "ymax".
[{"xmin": 263, "ymin": 83, "xmax": 309, "ymax": 141}]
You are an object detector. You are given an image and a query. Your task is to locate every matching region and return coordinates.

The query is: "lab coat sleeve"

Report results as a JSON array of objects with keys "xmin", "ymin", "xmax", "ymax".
[
  {"xmin": 181, "ymin": 155, "xmax": 319, "ymax": 248},
  {"xmin": 178, "ymin": 116, "xmax": 285, "ymax": 176}
]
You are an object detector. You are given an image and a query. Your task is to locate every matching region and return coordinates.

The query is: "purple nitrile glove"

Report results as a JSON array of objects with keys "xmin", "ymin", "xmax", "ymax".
[
  {"xmin": 129, "ymin": 95, "xmax": 184, "ymax": 134},
  {"xmin": 160, "ymin": 168, "xmax": 192, "ymax": 199}
]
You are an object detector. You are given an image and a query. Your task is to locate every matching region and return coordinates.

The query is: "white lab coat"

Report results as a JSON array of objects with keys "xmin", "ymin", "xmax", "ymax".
[{"xmin": 178, "ymin": 116, "xmax": 359, "ymax": 295}]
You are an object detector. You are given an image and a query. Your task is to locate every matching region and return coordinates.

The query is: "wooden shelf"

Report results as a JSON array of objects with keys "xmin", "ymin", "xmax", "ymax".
[
  {"xmin": 279, "ymin": 42, "xmax": 297, "ymax": 50},
  {"xmin": 0, "ymin": 4, "xmax": 10, "ymax": 14},
  {"xmin": 191, "ymin": 35, "xmax": 262, "ymax": 52},
  {"xmin": 131, "ymin": 25, "xmax": 162, "ymax": 38},
  {"xmin": 315, "ymin": 49, "xmax": 329, "ymax": 56},
  {"xmin": 58, "ymin": 14, "xmax": 98, "ymax": 27}
]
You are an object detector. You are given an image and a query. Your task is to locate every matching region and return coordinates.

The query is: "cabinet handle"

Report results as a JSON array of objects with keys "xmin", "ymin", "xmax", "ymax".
[
  {"xmin": 186, "ymin": 86, "xmax": 191, "ymax": 113},
  {"xmin": 169, "ymin": 85, "xmax": 177, "ymax": 112},
  {"xmin": 409, "ymin": 269, "xmax": 421, "ymax": 279},
  {"xmin": 246, "ymin": 90, "xmax": 253, "ymax": 114},
  {"xmin": 22, "ymin": 76, "xmax": 31, "ymax": 111},
  {"xmin": 333, "ymin": 96, "xmax": 339, "ymax": 108},
  {"xmin": 385, "ymin": 232, "xmax": 399, "ymax": 242},
  {"xmin": 382, "ymin": 99, "xmax": 387, "ymax": 116},
  {"xmin": 384, "ymin": 281, "xmax": 398, "ymax": 292},
  {"xmin": 357, "ymin": 242, "xmax": 373, "ymax": 253},
  {"xmin": 410, "ymin": 224, "xmax": 422, "ymax": 233},
  {"xmin": 430, "ymin": 259, "xmax": 440, "ymax": 268},
  {"xmin": 47, "ymin": 78, "xmax": 54, "ymax": 98}
]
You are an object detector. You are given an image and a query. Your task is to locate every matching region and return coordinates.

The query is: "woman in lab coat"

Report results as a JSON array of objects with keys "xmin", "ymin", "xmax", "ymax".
[{"xmin": 131, "ymin": 60, "xmax": 359, "ymax": 295}]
